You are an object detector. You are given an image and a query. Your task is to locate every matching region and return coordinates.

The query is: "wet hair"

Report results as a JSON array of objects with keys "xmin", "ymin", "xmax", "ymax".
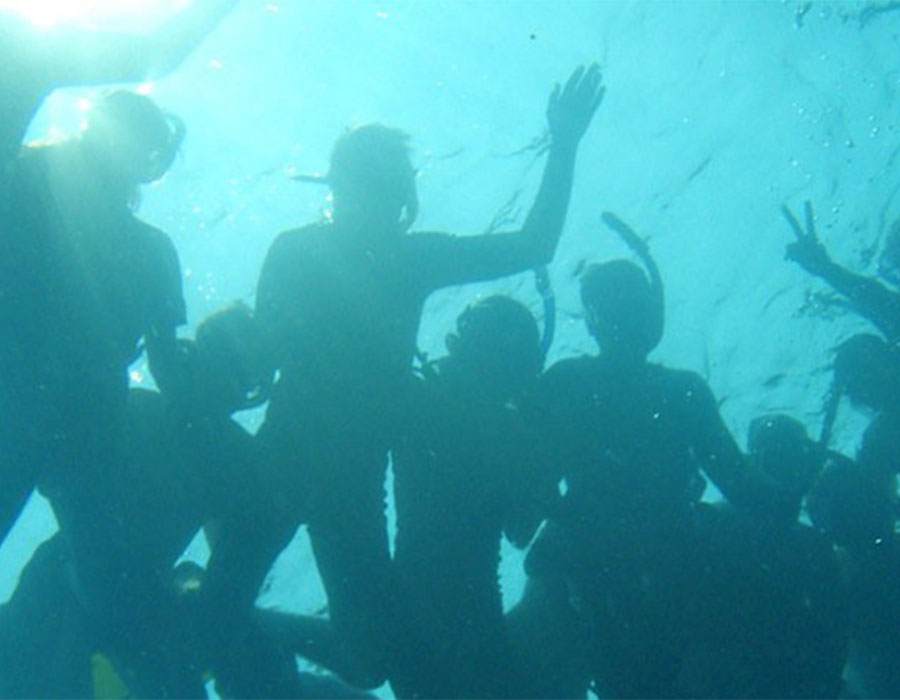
[
  {"xmin": 195, "ymin": 302, "xmax": 273, "ymax": 414},
  {"xmin": 449, "ymin": 295, "xmax": 543, "ymax": 384},
  {"xmin": 580, "ymin": 260, "xmax": 656, "ymax": 357},
  {"xmin": 83, "ymin": 90, "xmax": 185, "ymax": 185},
  {"xmin": 833, "ymin": 333, "xmax": 900, "ymax": 411},
  {"xmin": 328, "ymin": 124, "xmax": 418, "ymax": 226}
]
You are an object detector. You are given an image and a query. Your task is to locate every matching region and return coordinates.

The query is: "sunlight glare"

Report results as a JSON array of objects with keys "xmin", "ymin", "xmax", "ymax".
[{"xmin": 0, "ymin": 0, "xmax": 175, "ymax": 28}]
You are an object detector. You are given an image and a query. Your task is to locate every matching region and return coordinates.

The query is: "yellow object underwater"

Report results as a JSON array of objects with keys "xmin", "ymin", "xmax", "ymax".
[{"xmin": 90, "ymin": 652, "xmax": 130, "ymax": 700}]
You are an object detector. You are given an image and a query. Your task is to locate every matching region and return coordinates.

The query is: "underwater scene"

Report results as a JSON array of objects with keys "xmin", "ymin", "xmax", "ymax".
[{"xmin": 1, "ymin": 0, "xmax": 900, "ymax": 697}]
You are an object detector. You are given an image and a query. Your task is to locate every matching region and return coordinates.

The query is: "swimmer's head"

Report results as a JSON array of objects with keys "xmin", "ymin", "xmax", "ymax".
[
  {"xmin": 327, "ymin": 124, "xmax": 418, "ymax": 232},
  {"xmin": 195, "ymin": 303, "xmax": 273, "ymax": 415},
  {"xmin": 748, "ymin": 414, "xmax": 820, "ymax": 508},
  {"xmin": 580, "ymin": 260, "xmax": 655, "ymax": 362},
  {"xmin": 445, "ymin": 295, "xmax": 542, "ymax": 400},
  {"xmin": 833, "ymin": 333, "xmax": 900, "ymax": 413},
  {"xmin": 82, "ymin": 90, "xmax": 184, "ymax": 190}
]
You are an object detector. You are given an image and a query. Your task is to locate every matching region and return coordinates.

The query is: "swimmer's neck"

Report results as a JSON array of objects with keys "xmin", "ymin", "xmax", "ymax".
[{"xmin": 593, "ymin": 350, "xmax": 647, "ymax": 375}]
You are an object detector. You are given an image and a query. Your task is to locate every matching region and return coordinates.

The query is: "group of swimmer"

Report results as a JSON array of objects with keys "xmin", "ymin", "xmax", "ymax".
[{"xmin": 1, "ymin": 2, "xmax": 900, "ymax": 699}]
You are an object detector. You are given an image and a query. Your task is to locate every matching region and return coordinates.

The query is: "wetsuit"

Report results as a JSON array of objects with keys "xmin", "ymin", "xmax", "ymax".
[
  {"xmin": 253, "ymin": 221, "xmax": 567, "ymax": 684},
  {"xmin": 0, "ymin": 143, "xmax": 185, "ymax": 543},
  {"xmin": 390, "ymin": 366, "xmax": 554, "ymax": 698},
  {"xmin": 534, "ymin": 356, "xmax": 756, "ymax": 698},
  {"xmin": 0, "ymin": 142, "xmax": 190, "ymax": 698},
  {"xmin": 800, "ymin": 257, "xmax": 900, "ymax": 344},
  {"xmin": 683, "ymin": 502, "xmax": 848, "ymax": 699}
]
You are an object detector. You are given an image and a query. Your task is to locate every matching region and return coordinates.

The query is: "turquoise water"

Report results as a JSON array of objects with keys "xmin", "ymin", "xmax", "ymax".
[{"xmin": 2, "ymin": 1, "xmax": 899, "ymax": 695}]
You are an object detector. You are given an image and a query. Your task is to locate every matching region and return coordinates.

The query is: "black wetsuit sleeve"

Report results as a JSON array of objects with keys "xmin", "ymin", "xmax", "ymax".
[
  {"xmin": 150, "ymin": 228, "xmax": 188, "ymax": 332},
  {"xmin": 255, "ymin": 230, "xmax": 305, "ymax": 372},
  {"xmin": 414, "ymin": 138, "xmax": 581, "ymax": 292},
  {"xmin": 684, "ymin": 373, "xmax": 795, "ymax": 520},
  {"xmin": 411, "ymin": 231, "xmax": 556, "ymax": 292},
  {"xmin": 816, "ymin": 260, "xmax": 900, "ymax": 343},
  {"xmin": 142, "ymin": 224, "xmax": 188, "ymax": 397}
]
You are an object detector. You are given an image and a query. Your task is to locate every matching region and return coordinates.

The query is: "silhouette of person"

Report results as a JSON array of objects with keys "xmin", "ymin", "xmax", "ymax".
[
  {"xmin": 808, "ymin": 334, "xmax": 900, "ymax": 556},
  {"xmin": 0, "ymin": 91, "xmax": 190, "ymax": 624},
  {"xmin": 251, "ymin": 64, "xmax": 604, "ymax": 688},
  {"xmin": 533, "ymin": 213, "xmax": 790, "ymax": 698},
  {"xmin": 0, "ymin": 304, "xmax": 270, "ymax": 698},
  {"xmin": 805, "ymin": 333, "xmax": 900, "ymax": 698},
  {"xmin": 682, "ymin": 414, "xmax": 848, "ymax": 699},
  {"xmin": 388, "ymin": 295, "xmax": 557, "ymax": 699}
]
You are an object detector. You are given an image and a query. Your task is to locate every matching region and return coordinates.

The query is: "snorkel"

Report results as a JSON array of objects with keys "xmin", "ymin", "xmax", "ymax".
[
  {"xmin": 600, "ymin": 211, "xmax": 665, "ymax": 353},
  {"xmin": 818, "ymin": 380, "xmax": 842, "ymax": 450},
  {"xmin": 534, "ymin": 266, "xmax": 556, "ymax": 360}
]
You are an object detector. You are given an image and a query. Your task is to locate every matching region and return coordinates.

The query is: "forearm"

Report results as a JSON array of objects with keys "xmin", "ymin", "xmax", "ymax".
[
  {"xmin": 715, "ymin": 463, "xmax": 797, "ymax": 522},
  {"xmin": 255, "ymin": 611, "xmax": 338, "ymax": 666},
  {"xmin": 817, "ymin": 260, "xmax": 900, "ymax": 341},
  {"xmin": 519, "ymin": 142, "xmax": 579, "ymax": 265}
]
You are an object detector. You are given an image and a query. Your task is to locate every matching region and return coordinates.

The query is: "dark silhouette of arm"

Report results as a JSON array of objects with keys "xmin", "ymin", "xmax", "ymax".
[
  {"xmin": 685, "ymin": 372, "xmax": 796, "ymax": 520},
  {"xmin": 419, "ymin": 65, "xmax": 605, "ymax": 290},
  {"xmin": 141, "ymin": 224, "xmax": 190, "ymax": 399},
  {"xmin": 808, "ymin": 260, "xmax": 900, "ymax": 342},
  {"xmin": 784, "ymin": 201, "xmax": 900, "ymax": 342}
]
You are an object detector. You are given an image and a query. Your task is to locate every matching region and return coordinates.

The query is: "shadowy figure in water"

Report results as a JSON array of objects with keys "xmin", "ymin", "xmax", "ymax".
[
  {"xmin": 682, "ymin": 414, "xmax": 848, "ymax": 699},
  {"xmin": 0, "ymin": 0, "xmax": 235, "ymax": 188},
  {"xmin": 0, "ymin": 304, "xmax": 269, "ymax": 698},
  {"xmin": 808, "ymin": 334, "xmax": 900, "ymax": 556},
  {"xmin": 386, "ymin": 295, "xmax": 557, "ymax": 699},
  {"xmin": 805, "ymin": 333, "xmax": 900, "ymax": 698},
  {"xmin": 784, "ymin": 200, "xmax": 900, "ymax": 343},
  {"xmin": 0, "ymin": 90, "xmax": 190, "ymax": 637},
  {"xmin": 532, "ymin": 213, "xmax": 791, "ymax": 698},
  {"xmin": 250, "ymin": 64, "xmax": 604, "ymax": 688}
]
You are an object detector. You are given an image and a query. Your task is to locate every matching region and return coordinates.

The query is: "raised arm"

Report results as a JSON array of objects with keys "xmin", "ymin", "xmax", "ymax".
[
  {"xmin": 784, "ymin": 200, "xmax": 900, "ymax": 343},
  {"xmin": 38, "ymin": 0, "xmax": 237, "ymax": 87},
  {"xmin": 520, "ymin": 64, "xmax": 605, "ymax": 263},
  {"xmin": 421, "ymin": 65, "xmax": 605, "ymax": 290}
]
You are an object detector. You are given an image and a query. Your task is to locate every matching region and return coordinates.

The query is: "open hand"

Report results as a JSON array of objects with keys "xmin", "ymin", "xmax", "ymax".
[
  {"xmin": 782, "ymin": 200, "xmax": 831, "ymax": 275},
  {"xmin": 547, "ymin": 63, "xmax": 605, "ymax": 148}
]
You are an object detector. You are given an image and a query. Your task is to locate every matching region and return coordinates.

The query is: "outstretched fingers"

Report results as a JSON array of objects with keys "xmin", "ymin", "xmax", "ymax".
[
  {"xmin": 803, "ymin": 200, "xmax": 816, "ymax": 238},
  {"xmin": 781, "ymin": 205, "xmax": 805, "ymax": 241},
  {"xmin": 563, "ymin": 65, "xmax": 587, "ymax": 97},
  {"xmin": 548, "ymin": 63, "xmax": 606, "ymax": 145}
]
